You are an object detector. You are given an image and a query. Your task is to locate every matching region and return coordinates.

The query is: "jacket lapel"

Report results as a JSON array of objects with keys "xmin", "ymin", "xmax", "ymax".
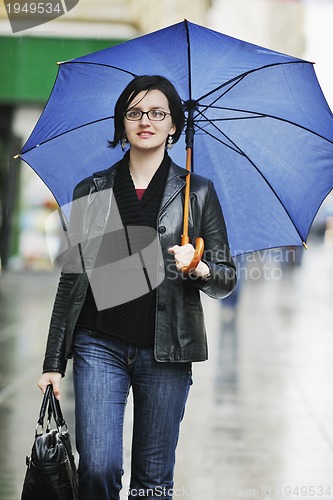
[
  {"xmin": 91, "ymin": 159, "xmax": 187, "ymax": 216},
  {"xmin": 92, "ymin": 162, "xmax": 119, "ymax": 192},
  {"xmin": 91, "ymin": 163, "xmax": 119, "ymax": 223},
  {"xmin": 159, "ymin": 161, "xmax": 187, "ymax": 213}
]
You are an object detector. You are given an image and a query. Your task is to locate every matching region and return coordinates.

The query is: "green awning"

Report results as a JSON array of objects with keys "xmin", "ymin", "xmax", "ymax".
[{"xmin": 0, "ymin": 35, "xmax": 124, "ymax": 104}]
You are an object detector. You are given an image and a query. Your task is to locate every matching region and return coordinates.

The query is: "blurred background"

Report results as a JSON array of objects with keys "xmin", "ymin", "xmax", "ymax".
[
  {"xmin": 1, "ymin": 0, "xmax": 333, "ymax": 270},
  {"xmin": 0, "ymin": 1, "xmax": 333, "ymax": 499}
]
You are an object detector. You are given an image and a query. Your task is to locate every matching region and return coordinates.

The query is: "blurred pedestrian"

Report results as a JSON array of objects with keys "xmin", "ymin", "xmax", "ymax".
[{"xmin": 38, "ymin": 75, "xmax": 236, "ymax": 500}]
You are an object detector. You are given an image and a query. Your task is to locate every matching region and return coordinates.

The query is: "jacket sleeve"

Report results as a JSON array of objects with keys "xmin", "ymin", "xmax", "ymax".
[
  {"xmin": 42, "ymin": 272, "xmax": 76, "ymax": 376},
  {"xmin": 188, "ymin": 179, "xmax": 237, "ymax": 299},
  {"xmin": 42, "ymin": 182, "xmax": 89, "ymax": 376}
]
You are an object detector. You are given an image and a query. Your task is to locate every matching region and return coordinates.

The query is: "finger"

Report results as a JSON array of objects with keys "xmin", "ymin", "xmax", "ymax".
[
  {"xmin": 168, "ymin": 245, "xmax": 180, "ymax": 254},
  {"xmin": 50, "ymin": 377, "xmax": 62, "ymax": 401},
  {"xmin": 37, "ymin": 377, "xmax": 49, "ymax": 394},
  {"xmin": 38, "ymin": 374, "xmax": 62, "ymax": 400},
  {"xmin": 38, "ymin": 383, "xmax": 46, "ymax": 394}
]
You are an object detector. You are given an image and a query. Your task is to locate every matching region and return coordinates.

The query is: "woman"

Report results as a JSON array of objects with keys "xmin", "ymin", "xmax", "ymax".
[{"xmin": 38, "ymin": 75, "xmax": 236, "ymax": 499}]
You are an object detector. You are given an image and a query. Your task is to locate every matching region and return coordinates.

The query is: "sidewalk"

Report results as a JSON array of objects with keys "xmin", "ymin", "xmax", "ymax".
[{"xmin": 1, "ymin": 240, "xmax": 333, "ymax": 499}]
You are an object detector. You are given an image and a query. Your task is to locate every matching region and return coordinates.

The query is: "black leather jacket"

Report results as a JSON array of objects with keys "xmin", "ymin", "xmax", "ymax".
[{"xmin": 43, "ymin": 159, "xmax": 236, "ymax": 375}]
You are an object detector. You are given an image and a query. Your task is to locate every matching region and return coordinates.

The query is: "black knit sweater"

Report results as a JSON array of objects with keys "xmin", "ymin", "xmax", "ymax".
[{"xmin": 76, "ymin": 152, "xmax": 170, "ymax": 347}]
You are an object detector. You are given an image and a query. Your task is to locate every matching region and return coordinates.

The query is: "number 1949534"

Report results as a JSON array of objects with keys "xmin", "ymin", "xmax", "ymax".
[{"xmin": 6, "ymin": 3, "xmax": 63, "ymax": 14}]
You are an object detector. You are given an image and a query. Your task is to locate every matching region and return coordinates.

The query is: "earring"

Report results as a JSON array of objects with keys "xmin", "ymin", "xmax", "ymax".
[
  {"xmin": 121, "ymin": 135, "xmax": 128, "ymax": 151},
  {"xmin": 167, "ymin": 135, "xmax": 173, "ymax": 150}
]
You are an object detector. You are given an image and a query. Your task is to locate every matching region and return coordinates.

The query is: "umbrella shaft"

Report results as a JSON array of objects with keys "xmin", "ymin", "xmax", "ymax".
[
  {"xmin": 181, "ymin": 147, "xmax": 192, "ymax": 245},
  {"xmin": 185, "ymin": 104, "xmax": 196, "ymax": 149}
]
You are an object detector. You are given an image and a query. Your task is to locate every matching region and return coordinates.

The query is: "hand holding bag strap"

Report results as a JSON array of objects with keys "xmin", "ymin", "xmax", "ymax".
[
  {"xmin": 36, "ymin": 385, "xmax": 66, "ymax": 431},
  {"xmin": 36, "ymin": 385, "xmax": 53, "ymax": 431},
  {"xmin": 49, "ymin": 388, "xmax": 66, "ymax": 429}
]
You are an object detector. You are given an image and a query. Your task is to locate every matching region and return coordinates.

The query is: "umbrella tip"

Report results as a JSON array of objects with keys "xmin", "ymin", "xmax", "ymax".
[
  {"xmin": 57, "ymin": 61, "xmax": 62, "ymax": 65},
  {"xmin": 14, "ymin": 153, "xmax": 21, "ymax": 159},
  {"xmin": 302, "ymin": 241, "xmax": 308, "ymax": 250}
]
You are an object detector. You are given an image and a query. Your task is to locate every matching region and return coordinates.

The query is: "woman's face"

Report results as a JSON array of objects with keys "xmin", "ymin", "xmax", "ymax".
[{"xmin": 124, "ymin": 89, "xmax": 176, "ymax": 153}]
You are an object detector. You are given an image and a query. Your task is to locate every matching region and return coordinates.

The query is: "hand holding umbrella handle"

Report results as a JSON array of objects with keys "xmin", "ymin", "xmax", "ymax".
[
  {"xmin": 181, "ymin": 144, "xmax": 205, "ymax": 274},
  {"xmin": 180, "ymin": 237, "xmax": 205, "ymax": 275}
]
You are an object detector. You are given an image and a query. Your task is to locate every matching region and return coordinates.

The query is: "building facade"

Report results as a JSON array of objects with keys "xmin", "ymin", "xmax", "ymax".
[{"xmin": 0, "ymin": 0, "xmax": 214, "ymax": 269}]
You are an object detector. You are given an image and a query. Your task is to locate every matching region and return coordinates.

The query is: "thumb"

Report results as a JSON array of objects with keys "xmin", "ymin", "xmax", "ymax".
[{"xmin": 168, "ymin": 245, "xmax": 180, "ymax": 254}]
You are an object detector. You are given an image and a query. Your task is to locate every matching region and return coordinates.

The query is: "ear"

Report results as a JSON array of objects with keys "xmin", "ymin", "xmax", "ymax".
[{"xmin": 169, "ymin": 123, "xmax": 177, "ymax": 136}]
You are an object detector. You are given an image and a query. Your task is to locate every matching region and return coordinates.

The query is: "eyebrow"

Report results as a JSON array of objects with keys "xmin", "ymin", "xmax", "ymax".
[{"xmin": 128, "ymin": 105, "xmax": 168, "ymax": 111}]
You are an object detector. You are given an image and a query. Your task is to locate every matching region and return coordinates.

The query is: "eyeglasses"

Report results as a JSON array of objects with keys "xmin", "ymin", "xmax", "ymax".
[{"xmin": 124, "ymin": 109, "xmax": 171, "ymax": 121}]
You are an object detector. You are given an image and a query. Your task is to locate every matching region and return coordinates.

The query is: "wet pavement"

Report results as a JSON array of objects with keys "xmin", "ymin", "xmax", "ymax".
[{"xmin": 1, "ymin": 238, "xmax": 333, "ymax": 500}]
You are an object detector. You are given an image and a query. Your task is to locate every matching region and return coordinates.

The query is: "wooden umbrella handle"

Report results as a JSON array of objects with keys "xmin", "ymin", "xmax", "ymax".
[
  {"xmin": 181, "ymin": 237, "xmax": 205, "ymax": 275},
  {"xmin": 181, "ymin": 147, "xmax": 205, "ymax": 275}
]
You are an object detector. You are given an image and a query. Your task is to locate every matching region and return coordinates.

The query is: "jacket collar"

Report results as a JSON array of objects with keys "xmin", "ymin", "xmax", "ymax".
[
  {"xmin": 92, "ymin": 160, "xmax": 120, "ymax": 192},
  {"xmin": 159, "ymin": 160, "xmax": 187, "ymax": 213},
  {"xmin": 92, "ymin": 157, "xmax": 188, "ymax": 212}
]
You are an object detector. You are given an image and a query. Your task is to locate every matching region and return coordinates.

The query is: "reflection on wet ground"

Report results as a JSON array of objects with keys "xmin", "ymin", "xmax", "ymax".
[{"xmin": 1, "ymin": 240, "xmax": 333, "ymax": 499}]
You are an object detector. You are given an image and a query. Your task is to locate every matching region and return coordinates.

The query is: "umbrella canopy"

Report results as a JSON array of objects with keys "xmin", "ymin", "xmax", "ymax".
[{"xmin": 19, "ymin": 20, "xmax": 333, "ymax": 256}]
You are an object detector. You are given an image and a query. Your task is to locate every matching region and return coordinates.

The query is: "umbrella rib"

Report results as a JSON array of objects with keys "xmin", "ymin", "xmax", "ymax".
[
  {"xmin": 255, "ymin": 112, "xmax": 333, "ymax": 144},
  {"xmin": 193, "ymin": 97, "xmax": 333, "ymax": 145},
  {"xmin": 195, "ymin": 60, "xmax": 333, "ymax": 143},
  {"xmin": 21, "ymin": 115, "xmax": 114, "ymax": 154},
  {"xmin": 197, "ymin": 60, "xmax": 309, "ymax": 102},
  {"xmin": 194, "ymin": 121, "xmax": 245, "ymax": 156},
  {"xmin": 196, "ymin": 105, "xmax": 333, "ymax": 145},
  {"xmin": 185, "ymin": 19, "xmax": 193, "ymax": 101},
  {"xmin": 203, "ymin": 75, "xmax": 247, "ymax": 105},
  {"xmin": 194, "ymin": 122, "xmax": 307, "ymax": 244},
  {"xmin": 196, "ymin": 115, "xmax": 264, "ymax": 123},
  {"xmin": 61, "ymin": 60, "xmax": 138, "ymax": 78},
  {"xmin": 197, "ymin": 103, "xmax": 266, "ymax": 116}
]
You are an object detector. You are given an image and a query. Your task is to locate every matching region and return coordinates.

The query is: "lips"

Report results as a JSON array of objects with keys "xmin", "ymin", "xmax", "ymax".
[{"xmin": 137, "ymin": 131, "xmax": 154, "ymax": 138}]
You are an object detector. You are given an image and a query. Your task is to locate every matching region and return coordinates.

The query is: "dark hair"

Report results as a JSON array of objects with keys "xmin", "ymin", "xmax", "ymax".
[{"xmin": 109, "ymin": 75, "xmax": 185, "ymax": 148}]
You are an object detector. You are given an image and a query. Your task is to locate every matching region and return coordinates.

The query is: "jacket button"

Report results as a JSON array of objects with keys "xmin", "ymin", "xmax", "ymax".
[
  {"xmin": 158, "ymin": 303, "xmax": 166, "ymax": 311},
  {"xmin": 158, "ymin": 226, "xmax": 166, "ymax": 234}
]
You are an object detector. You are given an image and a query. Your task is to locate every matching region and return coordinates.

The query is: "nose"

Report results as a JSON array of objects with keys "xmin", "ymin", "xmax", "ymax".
[{"xmin": 139, "ymin": 112, "xmax": 151, "ymax": 125}]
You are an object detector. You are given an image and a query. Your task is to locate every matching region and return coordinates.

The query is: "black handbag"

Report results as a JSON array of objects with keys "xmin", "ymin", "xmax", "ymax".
[{"xmin": 21, "ymin": 384, "xmax": 78, "ymax": 500}]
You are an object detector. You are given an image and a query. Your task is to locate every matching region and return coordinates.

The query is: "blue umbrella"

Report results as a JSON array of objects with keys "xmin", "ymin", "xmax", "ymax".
[{"xmin": 18, "ymin": 20, "xmax": 333, "ymax": 256}]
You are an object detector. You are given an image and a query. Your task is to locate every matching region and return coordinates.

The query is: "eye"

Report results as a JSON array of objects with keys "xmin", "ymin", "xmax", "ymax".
[
  {"xmin": 126, "ymin": 110, "xmax": 141, "ymax": 119},
  {"xmin": 150, "ymin": 110, "xmax": 165, "ymax": 119}
]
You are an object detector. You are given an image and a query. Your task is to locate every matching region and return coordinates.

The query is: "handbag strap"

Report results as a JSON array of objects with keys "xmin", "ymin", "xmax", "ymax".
[
  {"xmin": 36, "ymin": 384, "xmax": 66, "ymax": 433},
  {"xmin": 37, "ymin": 384, "xmax": 52, "ymax": 426},
  {"xmin": 49, "ymin": 387, "xmax": 66, "ymax": 429}
]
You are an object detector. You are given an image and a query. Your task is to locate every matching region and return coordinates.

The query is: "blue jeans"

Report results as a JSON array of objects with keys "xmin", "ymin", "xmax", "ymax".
[{"xmin": 73, "ymin": 330, "xmax": 192, "ymax": 500}]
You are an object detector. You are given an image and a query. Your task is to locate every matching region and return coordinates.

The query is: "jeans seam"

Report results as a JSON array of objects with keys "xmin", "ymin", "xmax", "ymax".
[{"xmin": 127, "ymin": 346, "xmax": 138, "ymax": 365}]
